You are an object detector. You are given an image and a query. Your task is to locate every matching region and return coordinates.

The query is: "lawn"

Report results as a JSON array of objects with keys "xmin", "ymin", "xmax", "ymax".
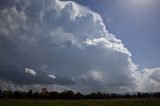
[{"xmin": 0, "ymin": 98, "xmax": 160, "ymax": 106}]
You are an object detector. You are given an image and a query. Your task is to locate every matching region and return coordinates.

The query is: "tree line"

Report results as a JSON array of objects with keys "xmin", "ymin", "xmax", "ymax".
[{"xmin": 0, "ymin": 88, "xmax": 160, "ymax": 99}]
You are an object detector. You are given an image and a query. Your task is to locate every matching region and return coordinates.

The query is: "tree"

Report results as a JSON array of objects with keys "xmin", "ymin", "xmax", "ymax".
[
  {"xmin": 40, "ymin": 88, "xmax": 49, "ymax": 99},
  {"xmin": 14, "ymin": 91, "xmax": 21, "ymax": 99},
  {"xmin": 153, "ymin": 92, "xmax": 160, "ymax": 97},
  {"xmin": 0, "ymin": 89, "xmax": 2, "ymax": 99},
  {"xmin": 33, "ymin": 92, "xmax": 39, "ymax": 99},
  {"xmin": 2, "ymin": 91, "xmax": 13, "ymax": 99},
  {"xmin": 75, "ymin": 92, "xmax": 83, "ymax": 99},
  {"xmin": 48, "ymin": 91, "xmax": 59, "ymax": 99},
  {"xmin": 26, "ymin": 90, "xmax": 33, "ymax": 99}
]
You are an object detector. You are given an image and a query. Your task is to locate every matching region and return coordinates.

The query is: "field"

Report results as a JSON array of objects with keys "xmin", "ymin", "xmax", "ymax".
[{"xmin": 0, "ymin": 98, "xmax": 160, "ymax": 106}]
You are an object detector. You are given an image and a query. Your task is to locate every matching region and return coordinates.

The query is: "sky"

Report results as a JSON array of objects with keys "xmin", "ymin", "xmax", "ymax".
[
  {"xmin": 72, "ymin": 0, "xmax": 160, "ymax": 69},
  {"xmin": 0, "ymin": 0, "xmax": 160, "ymax": 93}
]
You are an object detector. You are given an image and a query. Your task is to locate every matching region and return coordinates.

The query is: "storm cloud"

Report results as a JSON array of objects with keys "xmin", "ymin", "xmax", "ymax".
[{"xmin": 0, "ymin": 0, "xmax": 159, "ymax": 93}]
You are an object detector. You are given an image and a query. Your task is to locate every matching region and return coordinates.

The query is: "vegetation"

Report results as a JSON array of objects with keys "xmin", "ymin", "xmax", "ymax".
[
  {"xmin": 0, "ymin": 98, "xmax": 160, "ymax": 106},
  {"xmin": 0, "ymin": 88, "xmax": 160, "ymax": 106},
  {"xmin": 0, "ymin": 88, "xmax": 160, "ymax": 99}
]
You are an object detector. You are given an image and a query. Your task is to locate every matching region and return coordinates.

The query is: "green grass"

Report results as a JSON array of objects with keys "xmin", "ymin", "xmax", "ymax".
[{"xmin": 0, "ymin": 98, "xmax": 160, "ymax": 106}]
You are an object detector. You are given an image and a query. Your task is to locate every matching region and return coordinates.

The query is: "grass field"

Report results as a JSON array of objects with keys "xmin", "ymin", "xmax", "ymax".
[{"xmin": 0, "ymin": 98, "xmax": 160, "ymax": 106}]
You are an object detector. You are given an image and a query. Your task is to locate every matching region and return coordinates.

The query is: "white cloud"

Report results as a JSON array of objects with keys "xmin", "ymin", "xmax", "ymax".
[
  {"xmin": 48, "ymin": 74, "xmax": 56, "ymax": 79},
  {"xmin": 90, "ymin": 70, "xmax": 103, "ymax": 82},
  {"xmin": 137, "ymin": 68, "xmax": 160, "ymax": 92},
  {"xmin": 0, "ymin": 0, "xmax": 137, "ymax": 92},
  {"xmin": 83, "ymin": 36, "xmax": 131, "ymax": 56},
  {"xmin": 77, "ymin": 69, "xmax": 103, "ymax": 84},
  {"xmin": 25, "ymin": 68, "xmax": 36, "ymax": 75},
  {"xmin": 0, "ymin": 0, "xmax": 159, "ymax": 93}
]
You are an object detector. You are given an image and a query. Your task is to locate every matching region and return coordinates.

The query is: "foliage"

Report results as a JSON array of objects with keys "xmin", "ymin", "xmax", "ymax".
[{"xmin": 0, "ymin": 88, "xmax": 160, "ymax": 99}]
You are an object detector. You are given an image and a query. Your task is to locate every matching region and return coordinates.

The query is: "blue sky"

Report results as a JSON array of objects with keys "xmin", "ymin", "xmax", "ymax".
[
  {"xmin": 73, "ymin": 0, "xmax": 160, "ymax": 69},
  {"xmin": 0, "ymin": 0, "xmax": 160, "ymax": 93}
]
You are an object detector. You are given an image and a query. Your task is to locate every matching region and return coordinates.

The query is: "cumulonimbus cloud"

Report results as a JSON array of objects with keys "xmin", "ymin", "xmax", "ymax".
[{"xmin": 0, "ymin": 0, "xmax": 159, "ymax": 93}]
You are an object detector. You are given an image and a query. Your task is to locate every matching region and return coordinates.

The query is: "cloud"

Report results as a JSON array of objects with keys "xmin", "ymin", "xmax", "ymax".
[
  {"xmin": 76, "ymin": 69, "xmax": 103, "ymax": 84},
  {"xmin": 25, "ymin": 68, "xmax": 36, "ymax": 75},
  {"xmin": 137, "ymin": 68, "xmax": 160, "ymax": 92},
  {"xmin": 48, "ymin": 74, "xmax": 56, "ymax": 79},
  {"xmin": 0, "ymin": 64, "xmax": 74, "ymax": 85},
  {"xmin": 0, "ymin": 0, "xmax": 159, "ymax": 93},
  {"xmin": 0, "ymin": 80, "xmax": 71, "ymax": 92},
  {"xmin": 0, "ymin": 0, "xmax": 136, "ymax": 92}
]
